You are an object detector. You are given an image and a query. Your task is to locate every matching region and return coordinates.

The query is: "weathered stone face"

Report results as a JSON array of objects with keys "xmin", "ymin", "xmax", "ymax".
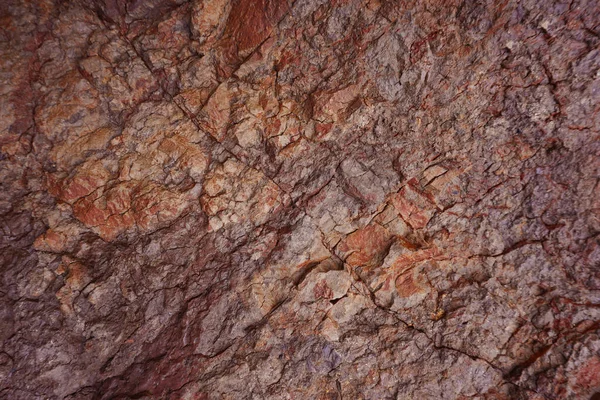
[{"xmin": 1, "ymin": 0, "xmax": 599, "ymax": 399}]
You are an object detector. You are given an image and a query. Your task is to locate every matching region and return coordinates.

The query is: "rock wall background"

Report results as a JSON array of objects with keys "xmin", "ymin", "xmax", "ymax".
[{"xmin": 1, "ymin": 0, "xmax": 599, "ymax": 398}]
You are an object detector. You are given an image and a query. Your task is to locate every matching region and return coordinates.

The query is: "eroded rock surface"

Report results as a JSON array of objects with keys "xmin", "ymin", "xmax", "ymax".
[{"xmin": 1, "ymin": 0, "xmax": 599, "ymax": 398}]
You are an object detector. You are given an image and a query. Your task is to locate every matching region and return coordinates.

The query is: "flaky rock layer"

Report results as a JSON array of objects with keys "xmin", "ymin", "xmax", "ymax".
[{"xmin": 1, "ymin": 0, "xmax": 599, "ymax": 398}]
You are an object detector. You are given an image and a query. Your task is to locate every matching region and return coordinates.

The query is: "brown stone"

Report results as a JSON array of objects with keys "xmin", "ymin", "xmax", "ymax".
[{"xmin": 1, "ymin": 0, "xmax": 599, "ymax": 398}]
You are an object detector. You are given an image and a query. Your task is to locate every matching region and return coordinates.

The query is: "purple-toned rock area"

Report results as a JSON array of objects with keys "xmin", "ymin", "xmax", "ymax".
[{"xmin": 1, "ymin": 0, "xmax": 599, "ymax": 398}]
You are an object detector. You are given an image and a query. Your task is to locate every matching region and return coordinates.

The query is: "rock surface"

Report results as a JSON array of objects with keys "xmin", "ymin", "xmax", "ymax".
[{"xmin": 1, "ymin": 0, "xmax": 599, "ymax": 398}]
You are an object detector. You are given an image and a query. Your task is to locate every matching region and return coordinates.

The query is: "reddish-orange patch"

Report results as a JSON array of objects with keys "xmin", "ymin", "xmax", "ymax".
[
  {"xmin": 389, "ymin": 247, "xmax": 444, "ymax": 274},
  {"xmin": 73, "ymin": 197, "xmax": 107, "ymax": 227},
  {"xmin": 390, "ymin": 184, "xmax": 437, "ymax": 229},
  {"xmin": 395, "ymin": 271, "xmax": 426, "ymax": 298},
  {"xmin": 219, "ymin": 0, "xmax": 289, "ymax": 71},
  {"xmin": 338, "ymin": 223, "xmax": 392, "ymax": 268},
  {"xmin": 315, "ymin": 122, "xmax": 333, "ymax": 138},
  {"xmin": 33, "ymin": 229, "xmax": 67, "ymax": 253}
]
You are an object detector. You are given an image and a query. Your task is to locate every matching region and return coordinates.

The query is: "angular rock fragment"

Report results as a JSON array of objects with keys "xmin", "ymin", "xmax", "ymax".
[{"xmin": 1, "ymin": 0, "xmax": 599, "ymax": 398}]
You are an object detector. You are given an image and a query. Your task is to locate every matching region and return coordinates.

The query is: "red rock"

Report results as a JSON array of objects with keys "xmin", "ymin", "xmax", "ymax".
[
  {"xmin": 54, "ymin": 160, "xmax": 111, "ymax": 204},
  {"xmin": 338, "ymin": 223, "xmax": 392, "ymax": 268},
  {"xmin": 33, "ymin": 229, "xmax": 68, "ymax": 253},
  {"xmin": 395, "ymin": 270, "xmax": 427, "ymax": 298},
  {"xmin": 219, "ymin": 0, "xmax": 289, "ymax": 67},
  {"xmin": 390, "ymin": 184, "xmax": 437, "ymax": 229},
  {"xmin": 388, "ymin": 247, "xmax": 444, "ymax": 274},
  {"xmin": 2, "ymin": 0, "xmax": 599, "ymax": 398},
  {"xmin": 200, "ymin": 84, "xmax": 231, "ymax": 141}
]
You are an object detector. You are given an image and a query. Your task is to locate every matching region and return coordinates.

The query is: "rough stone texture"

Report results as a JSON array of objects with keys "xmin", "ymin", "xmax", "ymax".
[{"xmin": 1, "ymin": 0, "xmax": 599, "ymax": 399}]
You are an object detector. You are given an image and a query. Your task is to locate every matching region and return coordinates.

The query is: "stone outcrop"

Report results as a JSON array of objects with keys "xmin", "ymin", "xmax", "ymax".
[{"xmin": 1, "ymin": 0, "xmax": 599, "ymax": 398}]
